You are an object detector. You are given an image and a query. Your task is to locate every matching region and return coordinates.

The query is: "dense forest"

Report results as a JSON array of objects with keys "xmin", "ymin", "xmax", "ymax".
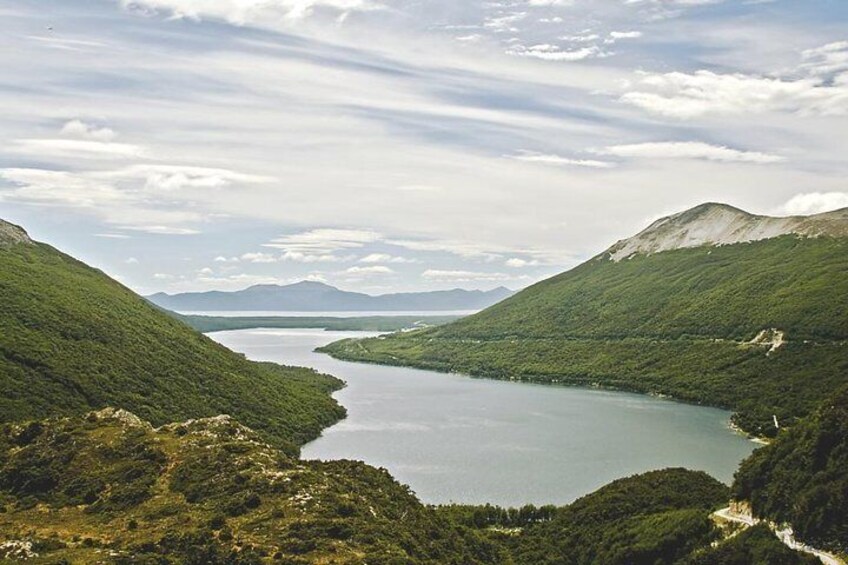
[
  {"xmin": 321, "ymin": 236, "xmax": 848, "ymax": 436},
  {"xmin": 170, "ymin": 312, "xmax": 459, "ymax": 333},
  {"xmin": 0, "ymin": 233, "xmax": 344, "ymax": 456},
  {"xmin": 734, "ymin": 385, "xmax": 848, "ymax": 553}
]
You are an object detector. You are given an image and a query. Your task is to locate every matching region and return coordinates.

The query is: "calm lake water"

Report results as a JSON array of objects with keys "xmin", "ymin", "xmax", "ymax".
[{"xmin": 211, "ymin": 328, "xmax": 757, "ymax": 507}]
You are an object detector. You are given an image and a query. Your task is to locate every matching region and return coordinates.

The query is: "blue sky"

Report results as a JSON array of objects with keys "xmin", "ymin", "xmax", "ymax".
[{"xmin": 1, "ymin": 0, "xmax": 847, "ymax": 294}]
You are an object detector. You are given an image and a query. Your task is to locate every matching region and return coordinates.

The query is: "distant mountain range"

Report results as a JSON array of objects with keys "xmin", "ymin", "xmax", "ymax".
[{"xmin": 147, "ymin": 281, "xmax": 515, "ymax": 312}]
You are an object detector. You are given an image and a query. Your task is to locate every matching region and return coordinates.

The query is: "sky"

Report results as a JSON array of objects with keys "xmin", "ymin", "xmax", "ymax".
[{"xmin": 1, "ymin": 0, "xmax": 847, "ymax": 295}]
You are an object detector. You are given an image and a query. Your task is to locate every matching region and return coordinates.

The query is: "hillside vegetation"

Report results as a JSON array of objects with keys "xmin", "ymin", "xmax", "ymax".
[
  {"xmin": 734, "ymin": 385, "xmax": 848, "ymax": 553},
  {"xmin": 0, "ymin": 409, "xmax": 504, "ymax": 564},
  {"xmin": 0, "ymin": 222, "xmax": 344, "ymax": 455},
  {"xmin": 171, "ymin": 312, "xmax": 460, "ymax": 333},
  {"xmin": 0, "ymin": 411, "xmax": 817, "ymax": 564},
  {"xmin": 322, "ymin": 235, "xmax": 848, "ymax": 436}
]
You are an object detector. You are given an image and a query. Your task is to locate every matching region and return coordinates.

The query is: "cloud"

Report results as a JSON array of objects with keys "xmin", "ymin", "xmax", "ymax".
[
  {"xmin": 509, "ymin": 151, "xmax": 616, "ymax": 168},
  {"xmin": 119, "ymin": 0, "xmax": 383, "ymax": 23},
  {"xmin": 125, "ymin": 257, "xmax": 139, "ymax": 264},
  {"xmin": 599, "ymin": 141, "xmax": 784, "ymax": 164},
  {"xmin": 122, "ymin": 225, "xmax": 201, "ymax": 235},
  {"xmin": 280, "ymin": 251, "xmax": 350, "ymax": 262},
  {"xmin": 0, "ymin": 168, "xmax": 130, "ymax": 207},
  {"xmin": 505, "ymin": 257, "xmax": 540, "ymax": 268},
  {"xmin": 61, "ymin": 119, "xmax": 116, "ymax": 141},
  {"xmin": 609, "ymin": 31, "xmax": 642, "ymax": 39},
  {"xmin": 527, "ymin": 0, "xmax": 574, "ymax": 6},
  {"xmin": 782, "ymin": 192, "xmax": 848, "ymax": 215},
  {"xmin": 94, "ymin": 233, "xmax": 132, "ymax": 239},
  {"xmin": 123, "ymin": 165, "xmax": 273, "ymax": 192},
  {"xmin": 621, "ymin": 65, "xmax": 848, "ymax": 119},
  {"xmin": 265, "ymin": 228, "xmax": 381, "ymax": 254},
  {"xmin": 0, "ymin": 161, "xmax": 270, "ymax": 236},
  {"xmin": 240, "ymin": 252, "xmax": 278, "ymax": 263},
  {"xmin": 509, "ymin": 43, "xmax": 608, "ymax": 61},
  {"xmin": 11, "ymin": 138, "xmax": 145, "ymax": 159},
  {"xmin": 421, "ymin": 269, "xmax": 515, "ymax": 282},
  {"xmin": 345, "ymin": 265, "xmax": 394, "ymax": 275},
  {"xmin": 359, "ymin": 253, "xmax": 415, "ymax": 263}
]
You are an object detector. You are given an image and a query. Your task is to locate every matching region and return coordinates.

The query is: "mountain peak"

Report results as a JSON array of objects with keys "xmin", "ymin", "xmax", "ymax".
[
  {"xmin": 0, "ymin": 219, "xmax": 33, "ymax": 247},
  {"xmin": 606, "ymin": 203, "xmax": 848, "ymax": 261}
]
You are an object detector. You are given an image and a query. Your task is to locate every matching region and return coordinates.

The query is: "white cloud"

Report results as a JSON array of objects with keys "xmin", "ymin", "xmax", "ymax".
[
  {"xmin": 609, "ymin": 31, "xmax": 642, "ymax": 39},
  {"xmin": 599, "ymin": 141, "xmax": 784, "ymax": 164},
  {"xmin": 281, "ymin": 250, "xmax": 349, "ymax": 262},
  {"xmin": 94, "ymin": 233, "xmax": 132, "ymax": 239},
  {"xmin": 265, "ymin": 228, "xmax": 381, "ymax": 254},
  {"xmin": 782, "ymin": 192, "xmax": 848, "ymax": 215},
  {"xmin": 122, "ymin": 225, "xmax": 201, "ymax": 235},
  {"xmin": 61, "ymin": 119, "xmax": 116, "ymax": 141},
  {"xmin": 505, "ymin": 257, "xmax": 540, "ymax": 268},
  {"xmin": 12, "ymin": 138, "xmax": 145, "ymax": 159},
  {"xmin": 125, "ymin": 257, "xmax": 139, "ymax": 264},
  {"xmin": 359, "ymin": 253, "xmax": 415, "ymax": 263},
  {"xmin": 421, "ymin": 269, "xmax": 515, "ymax": 282},
  {"xmin": 124, "ymin": 165, "xmax": 273, "ymax": 192},
  {"xmin": 396, "ymin": 184, "xmax": 442, "ymax": 192},
  {"xmin": 240, "ymin": 252, "xmax": 278, "ymax": 263},
  {"xmin": 345, "ymin": 265, "xmax": 394, "ymax": 275},
  {"xmin": 527, "ymin": 0, "xmax": 573, "ymax": 6},
  {"xmin": 0, "ymin": 163, "xmax": 269, "ymax": 236},
  {"xmin": 621, "ymin": 66, "xmax": 848, "ymax": 119},
  {"xmin": 153, "ymin": 273, "xmax": 175, "ymax": 280},
  {"xmin": 120, "ymin": 0, "xmax": 383, "ymax": 23},
  {"xmin": 509, "ymin": 151, "xmax": 616, "ymax": 168},
  {"xmin": 509, "ymin": 43, "xmax": 608, "ymax": 61}
]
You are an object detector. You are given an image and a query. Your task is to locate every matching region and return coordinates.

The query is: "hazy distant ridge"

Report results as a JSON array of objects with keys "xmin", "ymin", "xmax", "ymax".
[{"xmin": 147, "ymin": 280, "xmax": 514, "ymax": 312}]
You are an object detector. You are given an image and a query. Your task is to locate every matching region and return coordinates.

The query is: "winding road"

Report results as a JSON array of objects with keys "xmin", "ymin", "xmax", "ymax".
[{"xmin": 713, "ymin": 506, "xmax": 845, "ymax": 565}]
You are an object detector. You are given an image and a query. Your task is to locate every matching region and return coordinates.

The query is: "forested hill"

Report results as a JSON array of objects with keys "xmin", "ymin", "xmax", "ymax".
[
  {"xmin": 0, "ymin": 410, "xmax": 816, "ymax": 564},
  {"xmin": 734, "ymin": 384, "xmax": 848, "ymax": 554},
  {"xmin": 321, "ymin": 204, "xmax": 848, "ymax": 436},
  {"xmin": 0, "ymin": 219, "xmax": 344, "ymax": 456}
]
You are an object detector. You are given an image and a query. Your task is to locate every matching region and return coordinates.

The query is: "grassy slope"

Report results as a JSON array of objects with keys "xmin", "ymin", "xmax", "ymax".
[
  {"xmin": 0, "ymin": 240, "xmax": 344, "ymax": 455},
  {"xmin": 0, "ymin": 410, "xmax": 504, "ymax": 564},
  {"xmin": 733, "ymin": 385, "xmax": 848, "ymax": 554},
  {"xmin": 0, "ymin": 412, "xmax": 816, "ymax": 565},
  {"xmin": 321, "ymin": 236, "xmax": 848, "ymax": 436}
]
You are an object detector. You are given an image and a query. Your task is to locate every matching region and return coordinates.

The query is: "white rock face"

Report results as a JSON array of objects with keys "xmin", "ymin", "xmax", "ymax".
[
  {"xmin": 606, "ymin": 203, "xmax": 848, "ymax": 261},
  {"xmin": 0, "ymin": 219, "xmax": 32, "ymax": 246}
]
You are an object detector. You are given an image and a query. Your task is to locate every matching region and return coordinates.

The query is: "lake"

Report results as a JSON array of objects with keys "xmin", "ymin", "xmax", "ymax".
[{"xmin": 210, "ymin": 328, "xmax": 758, "ymax": 507}]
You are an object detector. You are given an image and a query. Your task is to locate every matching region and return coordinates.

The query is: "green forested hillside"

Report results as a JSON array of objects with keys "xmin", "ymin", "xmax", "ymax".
[
  {"xmin": 0, "ymin": 226, "xmax": 344, "ymax": 455},
  {"xmin": 322, "ymin": 236, "xmax": 848, "ymax": 436},
  {"xmin": 734, "ymin": 385, "xmax": 848, "ymax": 553},
  {"xmin": 0, "ymin": 412, "xmax": 817, "ymax": 564},
  {"xmin": 0, "ymin": 409, "xmax": 505, "ymax": 564}
]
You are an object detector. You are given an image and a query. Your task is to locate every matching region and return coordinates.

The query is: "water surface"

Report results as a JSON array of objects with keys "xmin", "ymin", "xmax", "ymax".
[{"xmin": 211, "ymin": 328, "xmax": 757, "ymax": 507}]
